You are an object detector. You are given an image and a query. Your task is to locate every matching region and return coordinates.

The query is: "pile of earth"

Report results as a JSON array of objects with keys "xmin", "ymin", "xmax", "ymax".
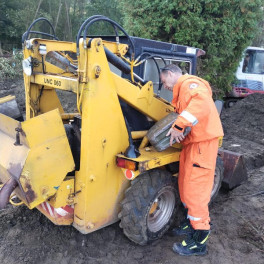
[
  {"xmin": 0, "ymin": 79, "xmax": 25, "ymax": 114},
  {"xmin": 221, "ymin": 93, "xmax": 264, "ymax": 170},
  {"xmin": 0, "ymin": 79, "xmax": 263, "ymax": 264}
]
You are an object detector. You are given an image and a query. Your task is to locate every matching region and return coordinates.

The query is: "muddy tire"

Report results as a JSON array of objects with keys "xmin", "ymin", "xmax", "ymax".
[
  {"xmin": 119, "ymin": 169, "xmax": 180, "ymax": 245},
  {"xmin": 210, "ymin": 156, "xmax": 224, "ymax": 203}
]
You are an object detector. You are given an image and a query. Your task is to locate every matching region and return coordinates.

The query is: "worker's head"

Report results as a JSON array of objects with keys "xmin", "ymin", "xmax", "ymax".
[{"xmin": 160, "ymin": 64, "xmax": 182, "ymax": 91}]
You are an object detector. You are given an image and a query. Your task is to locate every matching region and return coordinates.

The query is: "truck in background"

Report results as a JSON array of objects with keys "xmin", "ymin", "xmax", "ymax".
[{"xmin": 225, "ymin": 46, "xmax": 264, "ymax": 107}]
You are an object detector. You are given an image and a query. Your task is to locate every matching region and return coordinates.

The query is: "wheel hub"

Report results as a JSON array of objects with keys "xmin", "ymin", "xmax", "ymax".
[{"xmin": 147, "ymin": 187, "xmax": 175, "ymax": 233}]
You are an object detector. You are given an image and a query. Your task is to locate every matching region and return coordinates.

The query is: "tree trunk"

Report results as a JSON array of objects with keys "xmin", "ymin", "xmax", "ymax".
[
  {"xmin": 0, "ymin": 41, "xmax": 3, "ymax": 56},
  {"xmin": 55, "ymin": 0, "xmax": 62, "ymax": 31},
  {"xmin": 64, "ymin": 0, "xmax": 72, "ymax": 41},
  {"xmin": 32, "ymin": 0, "xmax": 44, "ymax": 22}
]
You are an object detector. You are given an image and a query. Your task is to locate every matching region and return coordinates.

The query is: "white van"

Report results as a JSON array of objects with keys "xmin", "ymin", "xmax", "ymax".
[{"xmin": 226, "ymin": 46, "xmax": 264, "ymax": 107}]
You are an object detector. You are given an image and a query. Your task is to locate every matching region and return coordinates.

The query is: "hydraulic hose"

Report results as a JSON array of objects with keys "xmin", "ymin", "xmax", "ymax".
[
  {"xmin": 22, "ymin": 17, "xmax": 58, "ymax": 43},
  {"xmin": 136, "ymin": 52, "xmax": 167, "ymax": 94},
  {"xmin": 82, "ymin": 17, "xmax": 135, "ymax": 59},
  {"xmin": 104, "ymin": 47, "xmax": 144, "ymax": 83},
  {"xmin": 76, "ymin": 15, "xmax": 106, "ymax": 54},
  {"xmin": 76, "ymin": 16, "xmax": 135, "ymax": 60},
  {"xmin": 0, "ymin": 178, "xmax": 18, "ymax": 210}
]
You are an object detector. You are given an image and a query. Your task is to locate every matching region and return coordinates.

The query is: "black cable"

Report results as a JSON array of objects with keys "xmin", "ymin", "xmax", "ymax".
[
  {"xmin": 137, "ymin": 52, "xmax": 167, "ymax": 66},
  {"xmin": 81, "ymin": 17, "xmax": 135, "ymax": 60},
  {"xmin": 137, "ymin": 52, "xmax": 167, "ymax": 94},
  {"xmin": 76, "ymin": 15, "xmax": 106, "ymax": 54},
  {"xmin": 22, "ymin": 17, "xmax": 58, "ymax": 43},
  {"xmin": 41, "ymin": 56, "xmax": 46, "ymax": 74}
]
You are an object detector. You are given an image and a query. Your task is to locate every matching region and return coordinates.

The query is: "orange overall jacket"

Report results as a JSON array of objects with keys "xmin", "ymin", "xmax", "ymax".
[{"xmin": 172, "ymin": 75, "xmax": 224, "ymax": 144}]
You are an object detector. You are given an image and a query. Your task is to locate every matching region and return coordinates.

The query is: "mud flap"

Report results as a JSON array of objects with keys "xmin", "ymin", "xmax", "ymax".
[
  {"xmin": 218, "ymin": 149, "xmax": 248, "ymax": 189},
  {"xmin": 0, "ymin": 109, "xmax": 75, "ymax": 209},
  {"xmin": 0, "ymin": 95, "xmax": 23, "ymax": 121}
]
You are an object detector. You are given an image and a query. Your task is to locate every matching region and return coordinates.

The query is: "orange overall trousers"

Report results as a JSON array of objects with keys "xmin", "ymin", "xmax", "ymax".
[
  {"xmin": 178, "ymin": 139, "xmax": 219, "ymax": 229},
  {"xmin": 171, "ymin": 75, "xmax": 224, "ymax": 230}
]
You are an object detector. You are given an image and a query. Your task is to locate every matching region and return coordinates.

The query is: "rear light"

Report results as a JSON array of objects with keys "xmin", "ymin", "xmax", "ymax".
[{"xmin": 116, "ymin": 157, "xmax": 138, "ymax": 171}]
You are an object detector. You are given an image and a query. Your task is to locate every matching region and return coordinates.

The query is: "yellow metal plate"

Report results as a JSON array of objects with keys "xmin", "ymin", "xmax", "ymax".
[
  {"xmin": 0, "ymin": 110, "xmax": 75, "ymax": 209},
  {"xmin": 117, "ymin": 146, "xmax": 181, "ymax": 173}
]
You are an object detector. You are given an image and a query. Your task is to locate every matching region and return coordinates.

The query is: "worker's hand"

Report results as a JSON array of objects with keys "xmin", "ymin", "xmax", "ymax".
[{"xmin": 166, "ymin": 128, "xmax": 185, "ymax": 146}]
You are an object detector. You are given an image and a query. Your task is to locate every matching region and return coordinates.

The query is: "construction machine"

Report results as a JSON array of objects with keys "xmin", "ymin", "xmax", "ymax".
[
  {"xmin": 225, "ymin": 46, "xmax": 264, "ymax": 108},
  {"xmin": 0, "ymin": 16, "xmax": 245, "ymax": 245}
]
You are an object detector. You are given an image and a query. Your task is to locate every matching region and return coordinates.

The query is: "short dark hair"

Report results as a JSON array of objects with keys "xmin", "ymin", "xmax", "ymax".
[{"xmin": 160, "ymin": 64, "xmax": 182, "ymax": 74}]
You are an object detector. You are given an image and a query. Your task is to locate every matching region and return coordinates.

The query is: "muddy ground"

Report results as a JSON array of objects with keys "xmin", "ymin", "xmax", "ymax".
[{"xmin": 0, "ymin": 79, "xmax": 263, "ymax": 264}]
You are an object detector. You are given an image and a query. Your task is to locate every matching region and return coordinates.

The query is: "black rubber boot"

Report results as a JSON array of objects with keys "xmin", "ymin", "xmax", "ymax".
[
  {"xmin": 170, "ymin": 218, "xmax": 194, "ymax": 236},
  {"xmin": 172, "ymin": 230, "xmax": 210, "ymax": 256}
]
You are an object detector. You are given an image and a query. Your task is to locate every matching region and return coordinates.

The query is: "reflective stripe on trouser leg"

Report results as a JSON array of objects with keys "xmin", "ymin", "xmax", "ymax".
[{"xmin": 187, "ymin": 215, "xmax": 201, "ymax": 221}]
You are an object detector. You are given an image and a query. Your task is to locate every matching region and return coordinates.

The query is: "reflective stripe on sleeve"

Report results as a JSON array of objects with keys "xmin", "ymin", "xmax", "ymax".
[
  {"xmin": 187, "ymin": 214, "xmax": 201, "ymax": 221},
  {"xmin": 180, "ymin": 110, "xmax": 198, "ymax": 125}
]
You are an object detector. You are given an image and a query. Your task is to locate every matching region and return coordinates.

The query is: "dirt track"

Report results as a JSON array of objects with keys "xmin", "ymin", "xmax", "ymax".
[{"xmin": 0, "ymin": 80, "xmax": 263, "ymax": 264}]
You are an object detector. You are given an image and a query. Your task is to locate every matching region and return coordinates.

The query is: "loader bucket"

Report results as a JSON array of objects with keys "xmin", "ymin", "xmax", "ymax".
[
  {"xmin": 0, "ymin": 109, "xmax": 75, "ymax": 209},
  {"xmin": 218, "ymin": 149, "xmax": 248, "ymax": 189},
  {"xmin": 0, "ymin": 95, "xmax": 23, "ymax": 121}
]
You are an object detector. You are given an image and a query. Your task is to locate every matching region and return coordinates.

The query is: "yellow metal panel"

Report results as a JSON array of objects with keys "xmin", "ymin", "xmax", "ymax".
[
  {"xmin": 44, "ymin": 61, "xmax": 65, "ymax": 75},
  {"xmin": 31, "ymin": 74, "xmax": 78, "ymax": 93},
  {"xmin": 0, "ymin": 110, "xmax": 75, "ymax": 209},
  {"xmin": 73, "ymin": 38, "xmax": 131, "ymax": 234},
  {"xmin": 102, "ymin": 40, "xmax": 128, "ymax": 56},
  {"xmin": 22, "ymin": 109, "xmax": 66, "ymax": 147},
  {"xmin": 49, "ymin": 177, "xmax": 74, "ymax": 208},
  {"xmin": 20, "ymin": 110, "xmax": 74, "ymax": 208},
  {"xmin": 117, "ymin": 146, "xmax": 181, "ymax": 174},
  {"xmin": 138, "ymin": 147, "xmax": 180, "ymax": 172},
  {"xmin": 39, "ymin": 89, "xmax": 64, "ymax": 114},
  {"xmin": 131, "ymin": 130, "xmax": 148, "ymax": 139},
  {"xmin": 113, "ymin": 74, "xmax": 174, "ymax": 121},
  {"xmin": 32, "ymin": 39, "xmax": 77, "ymax": 53},
  {"xmin": 0, "ymin": 114, "xmax": 30, "ymax": 201},
  {"xmin": 0, "ymin": 95, "xmax": 16, "ymax": 104},
  {"xmin": 0, "ymin": 113, "xmax": 24, "ymax": 141}
]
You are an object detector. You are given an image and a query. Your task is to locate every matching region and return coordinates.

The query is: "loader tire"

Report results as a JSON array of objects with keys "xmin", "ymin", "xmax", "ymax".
[
  {"xmin": 210, "ymin": 156, "xmax": 224, "ymax": 203},
  {"xmin": 119, "ymin": 169, "xmax": 180, "ymax": 245}
]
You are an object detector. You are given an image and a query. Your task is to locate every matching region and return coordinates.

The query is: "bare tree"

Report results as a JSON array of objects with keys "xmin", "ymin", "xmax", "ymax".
[
  {"xmin": 64, "ymin": 0, "xmax": 72, "ymax": 40},
  {"xmin": 32, "ymin": 0, "xmax": 44, "ymax": 23},
  {"xmin": 55, "ymin": 0, "xmax": 62, "ymax": 31}
]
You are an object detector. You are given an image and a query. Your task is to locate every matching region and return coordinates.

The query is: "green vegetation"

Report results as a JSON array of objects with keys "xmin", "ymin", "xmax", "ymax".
[
  {"xmin": 0, "ymin": 52, "xmax": 23, "ymax": 79},
  {"xmin": 0, "ymin": 0, "xmax": 122, "ymax": 50},
  {"xmin": 0, "ymin": 0, "xmax": 263, "ymax": 92},
  {"xmin": 120, "ymin": 0, "xmax": 264, "ymax": 96}
]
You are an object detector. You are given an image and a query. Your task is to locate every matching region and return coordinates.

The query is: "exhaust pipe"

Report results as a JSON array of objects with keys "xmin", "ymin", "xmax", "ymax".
[{"xmin": 0, "ymin": 178, "xmax": 18, "ymax": 210}]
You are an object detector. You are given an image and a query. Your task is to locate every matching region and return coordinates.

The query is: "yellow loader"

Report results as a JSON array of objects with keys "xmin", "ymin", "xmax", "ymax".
[{"xmin": 0, "ymin": 16, "xmax": 245, "ymax": 245}]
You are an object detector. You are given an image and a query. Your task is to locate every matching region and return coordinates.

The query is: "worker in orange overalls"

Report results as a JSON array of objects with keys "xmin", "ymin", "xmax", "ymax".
[{"xmin": 160, "ymin": 64, "xmax": 224, "ymax": 256}]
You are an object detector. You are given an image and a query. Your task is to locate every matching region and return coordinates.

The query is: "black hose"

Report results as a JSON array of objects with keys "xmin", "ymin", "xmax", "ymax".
[
  {"xmin": 82, "ymin": 17, "xmax": 135, "ymax": 59},
  {"xmin": 137, "ymin": 52, "xmax": 167, "ymax": 94},
  {"xmin": 137, "ymin": 52, "xmax": 167, "ymax": 66},
  {"xmin": 104, "ymin": 47, "xmax": 131, "ymax": 75},
  {"xmin": 22, "ymin": 17, "xmax": 58, "ymax": 43},
  {"xmin": 0, "ymin": 178, "xmax": 18, "ymax": 210},
  {"xmin": 124, "ymin": 117, "xmax": 140, "ymax": 158},
  {"xmin": 104, "ymin": 47, "xmax": 144, "ymax": 83},
  {"xmin": 76, "ymin": 15, "xmax": 106, "ymax": 53},
  {"xmin": 76, "ymin": 16, "xmax": 135, "ymax": 60}
]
